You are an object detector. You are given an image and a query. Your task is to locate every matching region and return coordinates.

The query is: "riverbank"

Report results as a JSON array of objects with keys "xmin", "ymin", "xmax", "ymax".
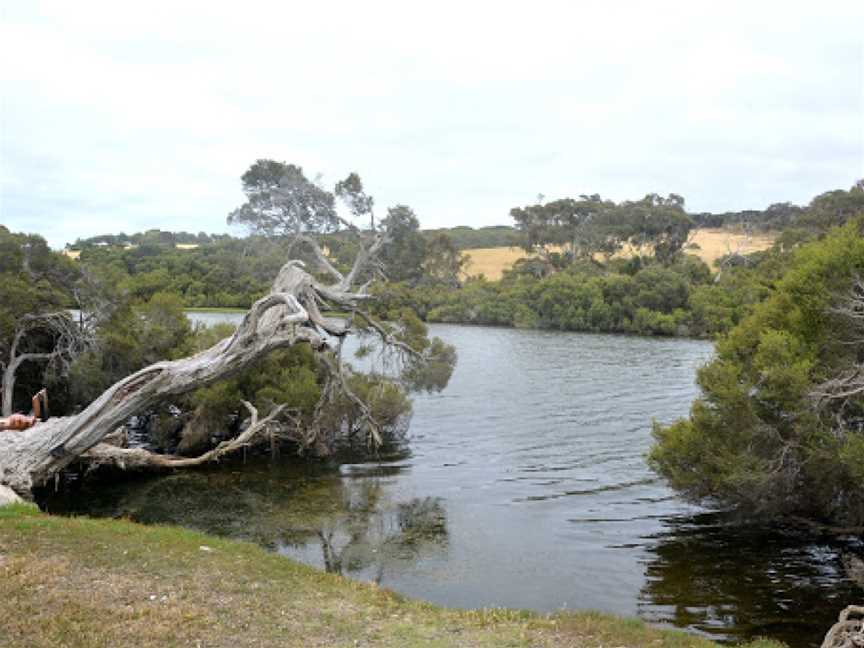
[{"xmin": 0, "ymin": 504, "xmax": 781, "ymax": 648}]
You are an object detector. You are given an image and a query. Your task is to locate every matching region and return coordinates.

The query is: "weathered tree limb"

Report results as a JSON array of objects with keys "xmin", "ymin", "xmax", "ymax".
[
  {"xmin": 79, "ymin": 401, "xmax": 295, "ymax": 470},
  {"xmin": 821, "ymin": 606, "xmax": 864, "ymax": 648},
  {"xmin": 0, "ymin": 485, "xmax": 23, "ymax": 507},
  {"xmin": 0, "ymin": 257, "xmax": 394, "ymax": 498}
]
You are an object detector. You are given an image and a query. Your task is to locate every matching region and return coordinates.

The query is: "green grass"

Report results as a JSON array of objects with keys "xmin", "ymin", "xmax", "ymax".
[{"xmin": 0, "ymin": 504, "xmax": 784, "ymax": 648}]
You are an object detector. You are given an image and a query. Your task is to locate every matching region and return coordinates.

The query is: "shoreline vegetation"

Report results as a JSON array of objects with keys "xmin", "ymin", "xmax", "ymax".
[
  {"xmin": 0, "ymin": 502, "xmax": 782, "ymax": 648},
  {"xmin": 61, "ymin": 183, "xmax": 863, "ymax": 342}
]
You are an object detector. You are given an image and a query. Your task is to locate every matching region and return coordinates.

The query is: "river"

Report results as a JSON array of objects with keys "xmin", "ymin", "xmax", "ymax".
[{"xmin": 43, "ymin": 316, "xmax": 862, "ymax": 647}]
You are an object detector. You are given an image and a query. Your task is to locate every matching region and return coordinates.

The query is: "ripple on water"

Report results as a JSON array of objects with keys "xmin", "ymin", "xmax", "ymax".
[{"xmin": 41, "ymin": 323, "xmax": 860, "ymax": 648}]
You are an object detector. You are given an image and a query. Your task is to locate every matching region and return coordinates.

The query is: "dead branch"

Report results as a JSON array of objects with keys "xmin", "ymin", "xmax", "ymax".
[
  {"xmin": 79, "ymin": 401, "xmax": 296, "ymax": 470},
  {"xmin": 821, "ymin": 606, "xmax": 864, "ymax": 648},
  {"xmin": 2, "ymin": 311, "xmax": 90, "ymax": 417}
]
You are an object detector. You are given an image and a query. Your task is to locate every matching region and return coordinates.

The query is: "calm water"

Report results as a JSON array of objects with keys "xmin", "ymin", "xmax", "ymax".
[{"xmin": 44, "ymin": 319, "xmax": 862, "ymax": 646}]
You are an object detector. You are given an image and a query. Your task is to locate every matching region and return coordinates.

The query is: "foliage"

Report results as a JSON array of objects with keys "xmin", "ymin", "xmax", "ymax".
[
  {"xmin": 77, "ymin": 235, "xmax": 290, "ymax": 308},
  {"xmin": 650, "ymin": 220, "xmax": 864, "ymax": 525},
  {"xmin": 378, "ymin": 204, "xmax": 426, "ymax": 283},
  {"xmin": 0, "ymin": 226, "xmax": 81, "ymax": 413},
  {"xmin": 227, "ymin": 160, "xmax": 338, "ymax": 236},
  {"xmin": 421, "ymin": 232, "xmax": 468, "ymax": 288},
  {"xmin": 68, "ymin": 292, "xmax": 194, "ymax": 407},
  {"xmin": 691, "ymin": 179, "xmax": 864, "ymax": 232},
  {"xmin": 373, "ymin": 250, "xmax": 777, "ymax": 338},
  {"xmin": 511, "ymin": 192, "xmax": 692, "ymax": 267}
]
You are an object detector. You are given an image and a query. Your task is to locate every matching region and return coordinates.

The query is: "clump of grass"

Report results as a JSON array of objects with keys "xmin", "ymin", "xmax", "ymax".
[{"xmin": 0, "ymin": 504, "xmax": 784, "ymax": 648}]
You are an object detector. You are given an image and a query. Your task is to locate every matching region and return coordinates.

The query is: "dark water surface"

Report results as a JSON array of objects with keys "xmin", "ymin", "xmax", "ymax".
[{"xmin": 43, "ymin": 322, "xmax": 862, "ymax": 647}]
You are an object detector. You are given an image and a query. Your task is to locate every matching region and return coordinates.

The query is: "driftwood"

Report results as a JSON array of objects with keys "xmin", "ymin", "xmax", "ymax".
[
  {"xmin": 0, "ymin": 239, "xmax": 419, "ymax": 499},
  {"xmin": 821, "ymin": 606, "xmax": 864, "ymax": 648}
]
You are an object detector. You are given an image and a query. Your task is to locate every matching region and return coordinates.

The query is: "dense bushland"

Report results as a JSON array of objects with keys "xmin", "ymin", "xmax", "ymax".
[{"xmin": 650, "ymin": 219, "xmax": 864, "ymax": 526}]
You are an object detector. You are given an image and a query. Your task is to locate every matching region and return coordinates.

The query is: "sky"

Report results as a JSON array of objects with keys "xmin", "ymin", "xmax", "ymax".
[{"xmin": 1, "ymin": 1, "xmax": 863, "ymax": 249}]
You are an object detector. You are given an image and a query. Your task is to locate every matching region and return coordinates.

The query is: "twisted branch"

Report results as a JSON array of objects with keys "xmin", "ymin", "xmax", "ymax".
[
  {"xmin": 821, "ymin": 606, "xmax": 864, "ymax": 648},
  {"xmin": 80, "ymin": 401, "xmax": 297, "ymax": 470}
]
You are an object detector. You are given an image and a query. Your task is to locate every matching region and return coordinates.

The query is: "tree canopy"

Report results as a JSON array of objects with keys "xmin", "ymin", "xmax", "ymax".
[
  {"xmin": 227, "ymin": 160, "xmax": 339, "ymax": 237},
  {"xmin": 650, "ymin": 218, "xmax": 864, "ymax": 526},
  {"xmin": 511, "ymin": 192, "xmax": 693, "ymax": 268}
]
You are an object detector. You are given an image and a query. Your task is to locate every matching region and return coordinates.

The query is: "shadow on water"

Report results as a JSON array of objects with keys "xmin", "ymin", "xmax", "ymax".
[{"xmin": 638, "ymin": 512, "xmax": 864, "ymax": 648}]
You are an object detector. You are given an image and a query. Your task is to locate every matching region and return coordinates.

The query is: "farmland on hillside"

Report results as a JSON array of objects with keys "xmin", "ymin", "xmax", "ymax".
[{"xmin": 462, "ymin": 228, "xmax": 776, "ymax": 280}]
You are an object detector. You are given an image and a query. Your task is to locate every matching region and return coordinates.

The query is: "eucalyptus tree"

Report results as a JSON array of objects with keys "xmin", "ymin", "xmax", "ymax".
[
  {"xmin": 0, "ymin": 162, "xmax": 456, "ymax": 500},
  {"xmin": 511, "ymin": 195, "xmax": 620, "ymax": 268},
  {"xmin": 619, "ymin": 193, "xmax": 693, "ymax": 265},
  {"xmin": 422, "ymin": 233, "xmax": 467, "ymax": 288},
  {"xmin": 512, "ymin": 192, "xmax": 692, "ymax": 268}
]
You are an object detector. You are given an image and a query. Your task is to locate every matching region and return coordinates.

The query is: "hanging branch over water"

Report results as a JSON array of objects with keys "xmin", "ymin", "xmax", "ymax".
[{"xmin": 0, "ymin": 163, "xmax": 456, "ymax": 499}]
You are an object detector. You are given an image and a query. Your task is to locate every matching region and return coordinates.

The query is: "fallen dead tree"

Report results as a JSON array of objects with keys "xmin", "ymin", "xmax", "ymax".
[{"xmin": 0, "ymin": 165, "xmax": 455, "ymax": 499}]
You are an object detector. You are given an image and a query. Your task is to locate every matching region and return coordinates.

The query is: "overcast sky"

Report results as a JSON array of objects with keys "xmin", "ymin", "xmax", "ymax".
[{"xmin": 1, "ymin": 1, "xmax": 862, "ymax": 248}]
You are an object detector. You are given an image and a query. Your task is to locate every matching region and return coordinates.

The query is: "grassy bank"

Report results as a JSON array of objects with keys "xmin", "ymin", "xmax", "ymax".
[{"xmin": 0, "ymin": 504, "xmax": 781, "ymax": 648}]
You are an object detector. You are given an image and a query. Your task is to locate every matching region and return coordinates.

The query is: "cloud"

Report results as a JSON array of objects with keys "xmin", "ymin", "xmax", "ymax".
[{"xmin": 1, "ymin": 0, "xmax": 862, "ymax": 247}]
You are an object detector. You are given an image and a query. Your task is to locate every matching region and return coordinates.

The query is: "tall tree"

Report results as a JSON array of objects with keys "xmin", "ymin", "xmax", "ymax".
[
  {"xmin": 227, "ymin": 160, "xmax": 339, "ymax": 237},
  {"xmin": 798, "ymin": 181, "xmax": 864, "ymax": 232},
  {"xmin": 422, "ymin": 233, "xmax": 467, "ymax": 288},
  {"xmin": 511, "ymin": 195, "xmax": 620, "ymax": 267},
  {"xmin": 620, "ymin": 193, "xmax": 693, "ymax": 265},
  {"xmin": 378, "ymin": 205, "xmax": 427, "ymax": 284},
  {"xmin": 650, "ymin": 219, "xmax": 864, "ymax": 526}
]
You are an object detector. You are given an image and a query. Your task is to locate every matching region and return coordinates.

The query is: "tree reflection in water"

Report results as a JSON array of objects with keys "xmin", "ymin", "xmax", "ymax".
[
  {"xmin": 315, "ymin": 492, "xmax": 448, "ymax": 584},
  {"xmin": 638, "ymin": 512, "xmax": 863, "ymax": 648},
  {"xmin": 39, "ymin": 457, "xmax": 449, "ymax": 585}
]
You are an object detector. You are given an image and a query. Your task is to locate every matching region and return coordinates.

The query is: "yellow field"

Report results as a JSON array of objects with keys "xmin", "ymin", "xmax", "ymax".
[{"xmin": 462, "ymin": 228, "xmax": 776, "ymax": 280}]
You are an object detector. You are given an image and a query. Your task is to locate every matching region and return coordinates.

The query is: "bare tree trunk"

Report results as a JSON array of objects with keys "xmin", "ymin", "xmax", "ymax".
[
  {"xmin": 1, "ymin": 362, "xmax": 16, "ymax": 418},
  {"xmin": 0, "ymin": 259, "xmax": 380, "ymax": 499},
  {"xmin": 1, "ymin": 312, "xmax": 86, "ymax": 417}
]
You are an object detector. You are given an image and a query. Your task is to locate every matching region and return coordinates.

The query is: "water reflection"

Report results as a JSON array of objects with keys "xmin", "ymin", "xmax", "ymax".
[
  {"xmin": 43, "ymin": 457, "xmax": 448, "ymax": 584},
  {"xmin": 312, "ymin": 494, "xmax": 447, "ymax": 584},
  {"xmin": 38, "ymin": 323, "xmax": 863, "ymax": 647},
  {"xmin": 639, "ymin": 512, "xmax": 864, "ymax": 647}
]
